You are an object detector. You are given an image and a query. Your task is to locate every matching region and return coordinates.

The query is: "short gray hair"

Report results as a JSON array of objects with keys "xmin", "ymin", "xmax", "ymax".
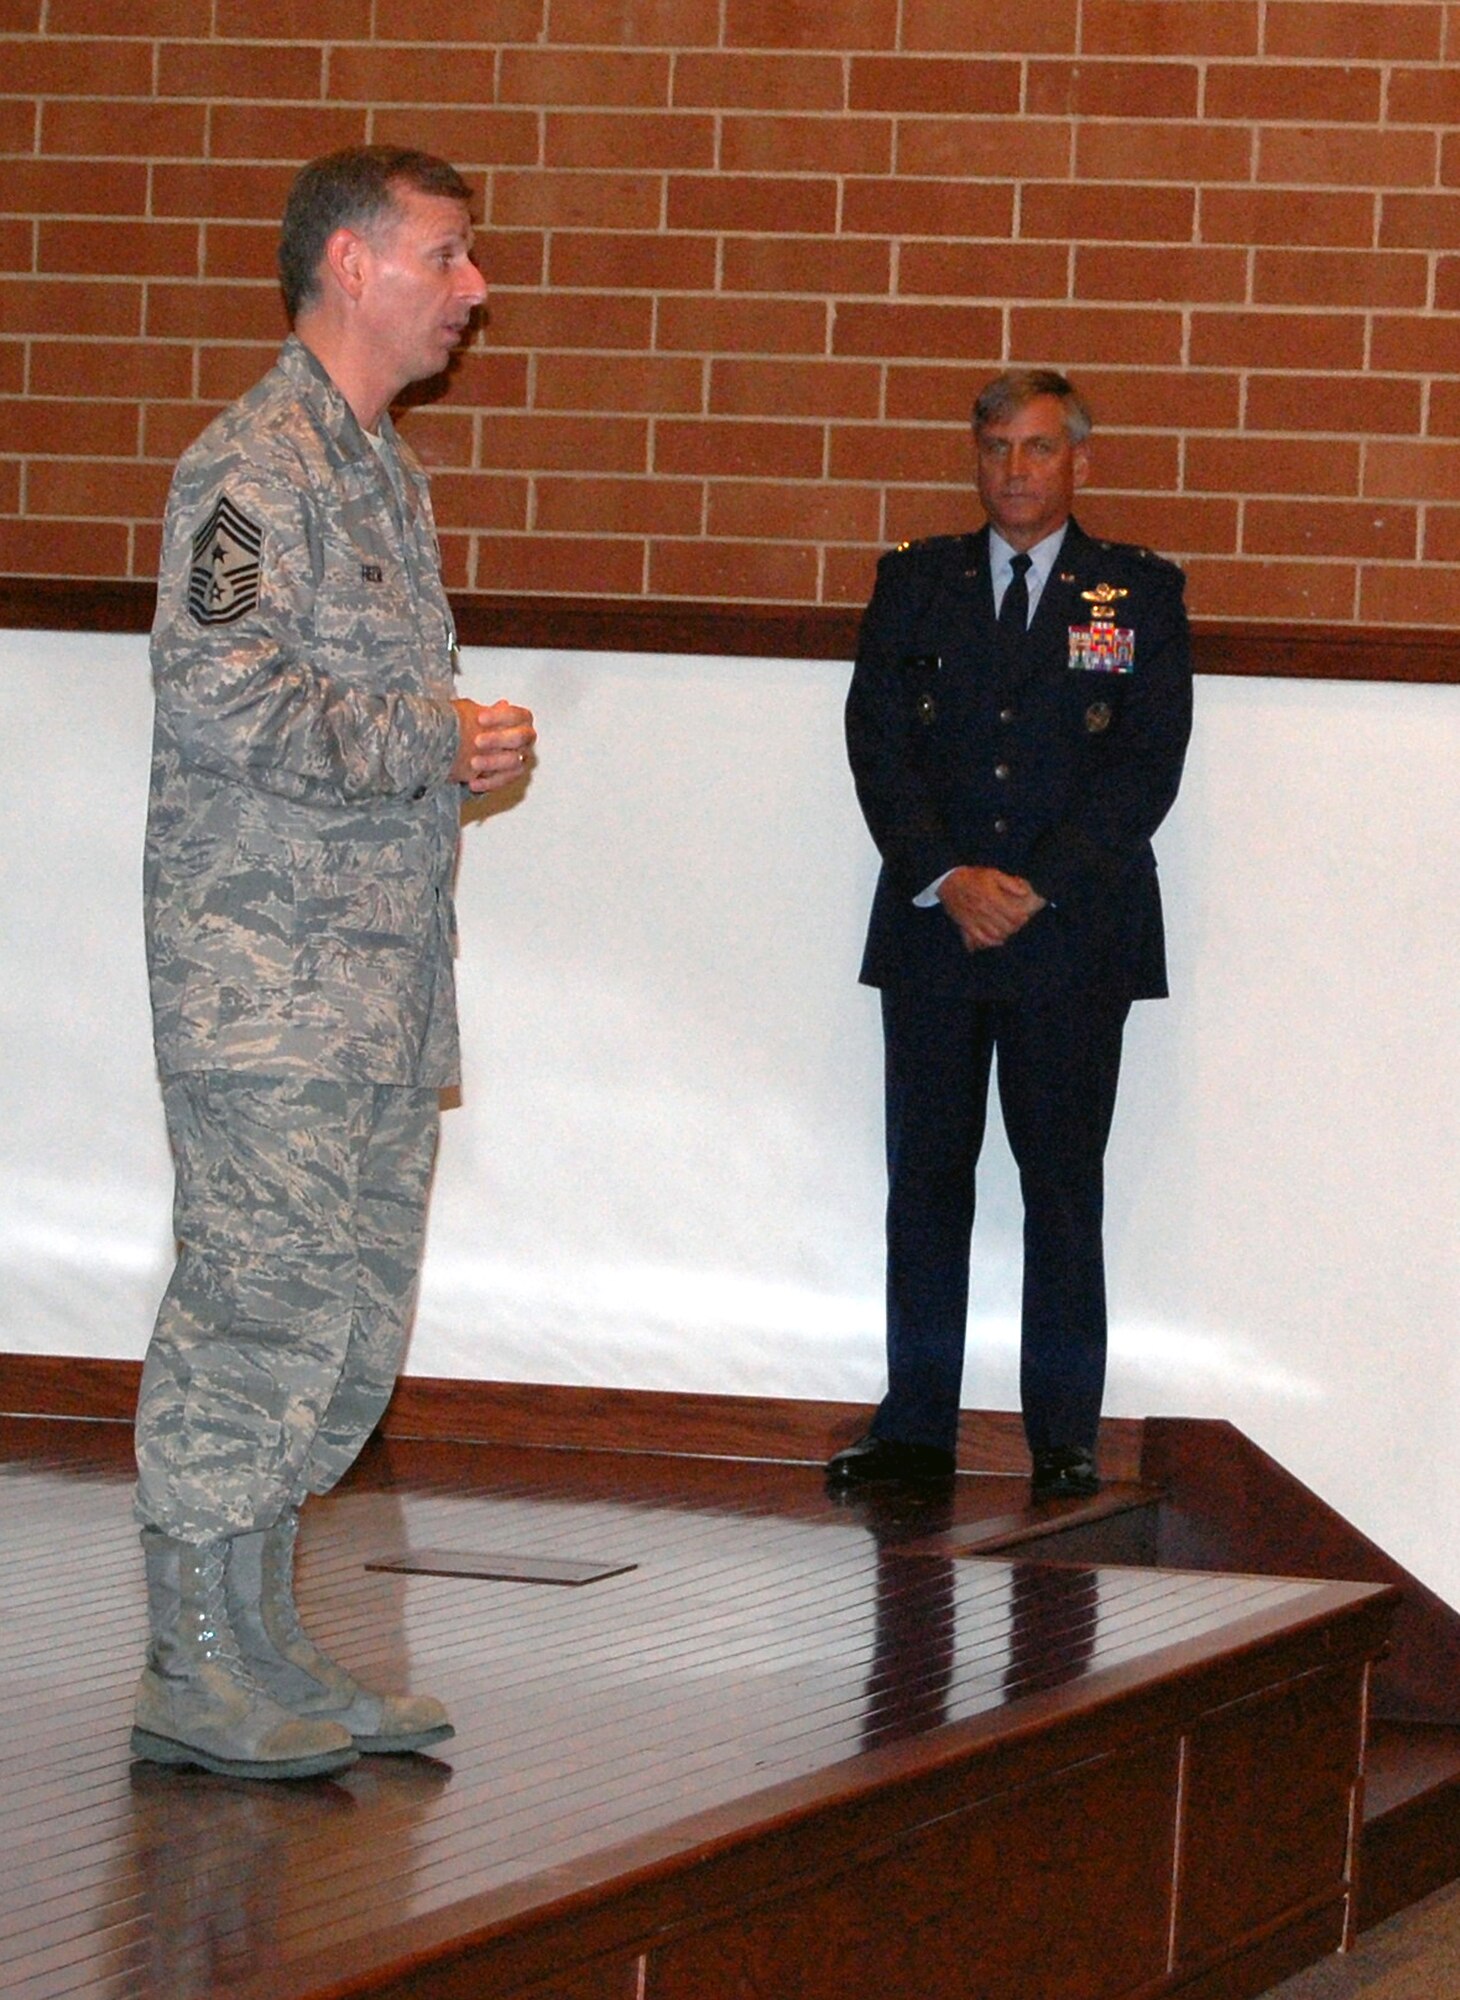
[{"xmin": 973, "ymin": 369, "xmax": 1093, "ymax": 445}]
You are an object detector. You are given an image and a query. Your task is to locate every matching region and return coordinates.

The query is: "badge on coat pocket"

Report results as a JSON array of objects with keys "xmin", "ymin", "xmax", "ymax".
[{"xmin": 901, "ymin": 653, "xmax": 942, "ymax": 725}]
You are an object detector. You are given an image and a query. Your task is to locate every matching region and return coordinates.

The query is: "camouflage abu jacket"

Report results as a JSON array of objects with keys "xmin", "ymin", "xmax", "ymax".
[{"xmin": 144, "ymin": 336, "xmax": 465, "ymax": 1085}]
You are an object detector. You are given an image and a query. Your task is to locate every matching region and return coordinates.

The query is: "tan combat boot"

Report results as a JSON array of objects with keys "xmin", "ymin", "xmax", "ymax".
[
  {"xmin": 226, "ymin": 1507, "xmax": 454, "ymax": 1754},
  {"xmin": 132, "ymin": 1529, "xmax": 359, "ymax": 1780}
]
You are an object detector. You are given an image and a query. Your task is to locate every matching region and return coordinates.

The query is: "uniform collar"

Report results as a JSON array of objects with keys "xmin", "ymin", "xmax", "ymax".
[
  {"xmin": 276, "ymin": 334, "xmax": 390, "ymax": 462},
  {"xmin": 988, "ymin": 520, "xmax": 1070, "ymax": 595}
]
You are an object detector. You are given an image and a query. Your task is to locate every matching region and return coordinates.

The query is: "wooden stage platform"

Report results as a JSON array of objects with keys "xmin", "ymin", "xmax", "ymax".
[{"xmin": 0, "ymin": 1415, "xmax": 1396, "ymax": 2000}]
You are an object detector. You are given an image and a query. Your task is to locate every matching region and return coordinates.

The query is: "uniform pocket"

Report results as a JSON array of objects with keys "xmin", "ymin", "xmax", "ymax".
[
  {"xmin": 288, "ymin": 838, "xmax": 436, "ymax": 1058},
  {"xmin": 172, "ymin": 838, "xmax": 296, "ymax": 1039}
]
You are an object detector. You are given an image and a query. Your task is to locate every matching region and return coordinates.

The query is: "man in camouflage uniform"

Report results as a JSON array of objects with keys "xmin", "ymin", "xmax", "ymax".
[{"xmin": 133, "ymin": 147, "xmax": 535, "ymax": 1780}]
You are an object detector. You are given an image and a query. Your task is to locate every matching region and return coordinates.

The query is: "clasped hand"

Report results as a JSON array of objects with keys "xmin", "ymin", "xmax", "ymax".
[
  {"xmin": 451, "ymin": 697, "xmax": 537, "ymax": 793},
  {"xmin": 937, "ymin": 865, "xmax": 1047, "ymax": 951}
]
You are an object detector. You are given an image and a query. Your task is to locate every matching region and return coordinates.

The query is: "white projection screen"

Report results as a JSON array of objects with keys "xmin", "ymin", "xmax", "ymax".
[{"xmin": 2, "ymin": 631, "xmax": 1457, "ymax": 1602}]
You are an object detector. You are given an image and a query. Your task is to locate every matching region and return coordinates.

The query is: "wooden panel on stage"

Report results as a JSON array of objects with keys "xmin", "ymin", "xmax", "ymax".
[
  {"xmin": 650, "ymin": 1738, "xmax": 1181, "ymax": 2000},
  {"xmin": 1178, "ymin": 1664, "xmax": 1367, "ymax": 1962},
  {"xmin": 0, "ymin": 1419, "xmax": 1394, "ymax": 2000}
]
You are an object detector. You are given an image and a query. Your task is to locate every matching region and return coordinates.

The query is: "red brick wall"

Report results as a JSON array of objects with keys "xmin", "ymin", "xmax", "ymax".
[{"xmin": 3, "ymin": 0, "xmax": 1460, "ymax": 626}]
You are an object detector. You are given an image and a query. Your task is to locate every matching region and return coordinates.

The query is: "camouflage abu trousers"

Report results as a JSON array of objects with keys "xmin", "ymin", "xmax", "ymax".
[{"xmin": 134, "ymin": 1073, "xmax": 439, "ymax": 1542}]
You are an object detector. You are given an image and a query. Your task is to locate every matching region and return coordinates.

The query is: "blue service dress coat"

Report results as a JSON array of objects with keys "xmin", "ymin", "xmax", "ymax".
[{"xmin": 847, "ymin": 517, "xmax": 1192, "ymax": 1007}]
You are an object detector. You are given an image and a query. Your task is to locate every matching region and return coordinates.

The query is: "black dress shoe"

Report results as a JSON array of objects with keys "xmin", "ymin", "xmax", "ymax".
[
  {"xmin": 826, "ymin": 1434, "xmax": 956, "ymax": 1488},
  {"xmin": 1030, "ymin": 1445, "xmax": 1100, "ymax": 1500}
]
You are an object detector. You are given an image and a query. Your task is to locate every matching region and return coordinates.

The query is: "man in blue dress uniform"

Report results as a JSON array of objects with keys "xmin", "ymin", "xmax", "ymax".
[{"xmin": 830, "ymin": 369, "xmax": 1192, "ymax": 1500}]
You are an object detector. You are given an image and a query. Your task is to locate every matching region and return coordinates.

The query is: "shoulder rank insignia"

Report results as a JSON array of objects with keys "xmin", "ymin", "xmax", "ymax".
[{"xmin": 187, "ymin": 494, "xmax": 263, "ymax": 626}]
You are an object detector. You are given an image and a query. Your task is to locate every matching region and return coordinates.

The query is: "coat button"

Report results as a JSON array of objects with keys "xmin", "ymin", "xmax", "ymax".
[
  {"xmin": 994, "ymin": 762, "xmax": 1010, "ymax": 780},
  {"xmin": 993, "ymin": 818, "xmax": 1008, "ymax": 834},
  {"xmin": 412, "ymin": 784, "xmax": 429, "ymax": 800},
  {"xmin": 999, "ymin": 707, "xmax": 1015, "ymax": 724}
]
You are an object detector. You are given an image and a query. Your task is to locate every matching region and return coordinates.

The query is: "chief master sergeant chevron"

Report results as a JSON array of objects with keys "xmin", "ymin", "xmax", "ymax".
[
  {"xmin": 829, "ymin": 369, "xmax": 1191, "ymax": 1505},
  {"xmin": 133, "ymin": 147, "xmax": 535, "ymax": 1781}
]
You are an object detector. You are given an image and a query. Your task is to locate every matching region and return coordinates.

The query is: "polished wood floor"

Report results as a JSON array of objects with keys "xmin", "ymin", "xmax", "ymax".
[{"xmin": 0, "ymin": 1416, "xmax": 1391, "ymax": 2000}]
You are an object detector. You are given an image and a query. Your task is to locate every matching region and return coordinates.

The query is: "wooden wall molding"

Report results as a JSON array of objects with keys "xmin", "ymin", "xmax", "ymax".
[
  {"xmin": 0, "ymin": 1353, "xmax": 1143, "ymax": 1478},
  {"xmin": 2, "ymin": 577, "xmax": 1457, "ymax": 683},
  {"xmin": 0, "ymin": 578, "xmax": 155, "ymax": 634}
]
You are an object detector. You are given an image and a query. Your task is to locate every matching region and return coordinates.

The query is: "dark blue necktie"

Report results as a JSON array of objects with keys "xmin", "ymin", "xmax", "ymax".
[{"xmin": 998, "ymin": 551, "xmax": 1032, "ymax": 635}]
